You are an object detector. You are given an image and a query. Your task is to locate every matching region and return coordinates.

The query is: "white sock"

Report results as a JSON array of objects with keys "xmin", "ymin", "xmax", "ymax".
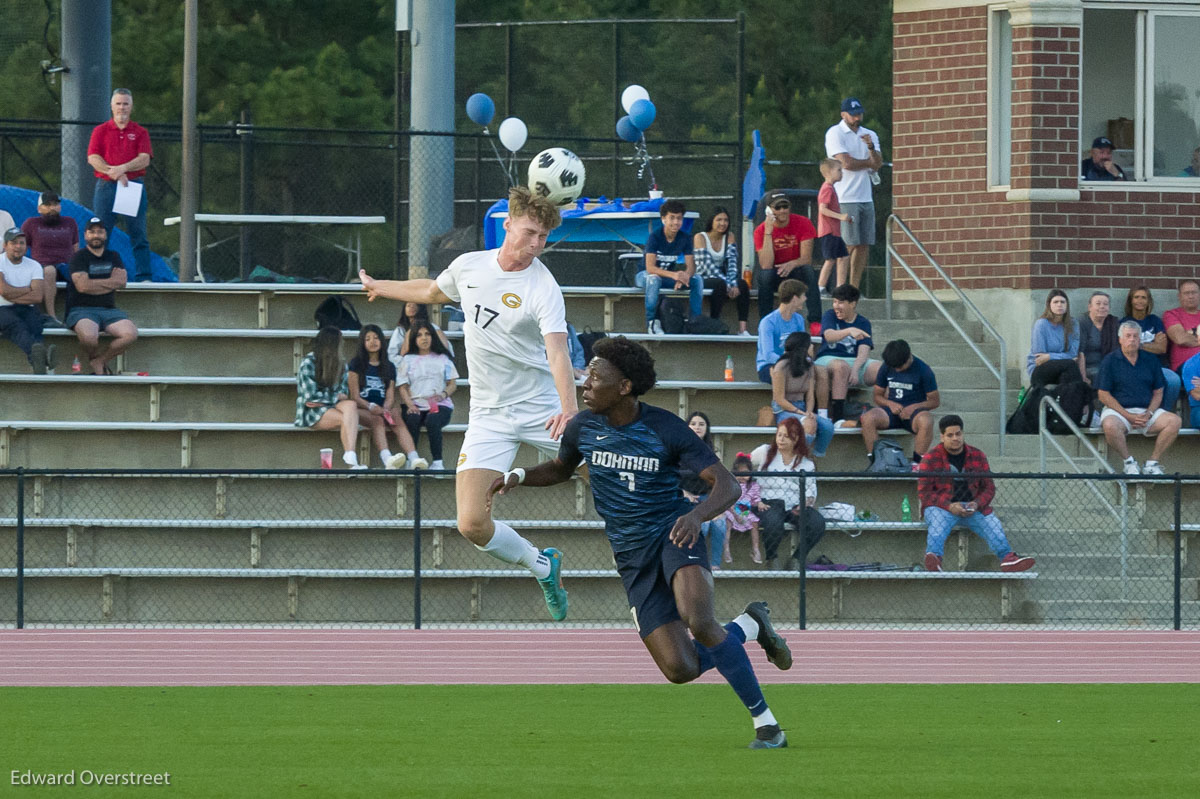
[
  {"xmin": 342, "ymin": 451, "xmax": 359, "ymax": 467},
  {"xmin": 380, "ymin": 449, "xmax": 394, "ymax": 465},
  {"xmin": 733, "ymin": 612, "xmax": 759, "ymax": 642},
  {"xmin": 407, "ymin": 450, "xmax": 421, "ymax": 461},
  {"xmin": 817, "ymin": 409, "xmax": 829, "ymax": 419},
  {"xmin": 475, "ymin": 520, "xmax": 550, "ymax": 579},
  {"xmin": 752, "ymin": 708, "xmax": 778, "ymax": 729}
]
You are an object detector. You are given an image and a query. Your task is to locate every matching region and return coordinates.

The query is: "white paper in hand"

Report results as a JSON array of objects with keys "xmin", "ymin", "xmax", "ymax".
[{"xmin": 112, "ymin": 181, "xmax": 143, "ymax": 216}]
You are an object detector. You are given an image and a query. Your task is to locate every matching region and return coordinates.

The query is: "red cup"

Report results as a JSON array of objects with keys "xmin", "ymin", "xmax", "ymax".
[{"xmin": 319, "ymin": 448, "xmax": 333, "ymax": 469}]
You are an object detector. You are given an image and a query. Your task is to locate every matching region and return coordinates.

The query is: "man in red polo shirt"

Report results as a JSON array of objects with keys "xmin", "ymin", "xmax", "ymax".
[{"xmin": 87, "ymin": 88, "xmax": 153, "ymax": 281}]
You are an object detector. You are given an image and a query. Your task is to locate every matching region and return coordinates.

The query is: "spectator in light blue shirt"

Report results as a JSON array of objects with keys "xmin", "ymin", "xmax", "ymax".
[
  {"xmin": 1027, "ymin": 289, "xmax": 1083, "ymax": 387},
  {"xmin": 755, "ymin": 278, "xmax": 808, "ymax": 383}
]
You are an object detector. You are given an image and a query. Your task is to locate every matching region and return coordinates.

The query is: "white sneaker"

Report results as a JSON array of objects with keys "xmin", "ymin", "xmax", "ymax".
[
  {"xmin": 1123, "ymin": 459, "xmax": 1141, "ymax": 475},
  {"xmin": 430, "ymin": 460, "xmax": 445, "ymax": 471},
  {"xmin": 385, "ymin": 452, "xmax": 406, "ymax": 470},
  {"xmin": 350, "ymin": 464, "xmax": 369, "ymax": 471},
  {"xmin": 409, "ymin": 456, "xmax": 429, "ymax": 470},
  {"xmin": 648, "ymin": 320, "xmax": 664, "ymax": 336},
  {"xmin": 1143, "ymin": 461, "xmax": 1164, "ymax": 475}
]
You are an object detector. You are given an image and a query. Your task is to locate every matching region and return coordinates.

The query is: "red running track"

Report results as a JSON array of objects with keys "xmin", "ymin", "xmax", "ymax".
[{"xmin": 2, "ymin": 629, "xmax": 1199, "ymax": 687}]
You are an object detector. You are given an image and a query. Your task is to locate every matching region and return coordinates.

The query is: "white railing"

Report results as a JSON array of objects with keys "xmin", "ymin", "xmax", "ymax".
[{"xmin": 884, "ymin": 215, "xmax": 1008, "ymax": 453}]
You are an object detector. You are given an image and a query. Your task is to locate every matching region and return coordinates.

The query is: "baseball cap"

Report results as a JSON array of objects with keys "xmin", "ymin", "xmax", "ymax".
[
  {"xmin": 39, "ymin": 191, "xmax": 60, "ymax": 205},
  {"xmin": 841, "ymin": 97, "xmax": 865, "ymax": 115},
  {"xmin": 4, "ymin": 227, "xmax": 26, "ymax": 244},
  {"xmin": 1092, "ymin": 136, "xmax": 1115, "ymax": 149},
  {"xmin": 85, "ymin": 216, "xmax": 105, "ymax": 230},
  {"xmin": 766, "ymin": 190, "xmax": 791, "ymax": 208}
]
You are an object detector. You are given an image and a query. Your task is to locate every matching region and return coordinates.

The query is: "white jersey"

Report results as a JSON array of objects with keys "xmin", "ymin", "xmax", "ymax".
[{"xmin": 435, "ymin": 249, "xmax": 567, "ymax": 409}]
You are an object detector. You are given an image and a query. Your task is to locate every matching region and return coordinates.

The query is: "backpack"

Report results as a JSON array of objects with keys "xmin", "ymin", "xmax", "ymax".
[
  {"xmin": 867, "ymin": 439, "xmax": 911, "ymax": 473},
  {"xmin": 1005, "ymin": 385, "xmax": 1047, "ymax": 434},
  {"xmin": 1046, "ymin": 381, "xmax": 1092, "ymax": 434},
  {"xmin": 684, "ymin": 315, "xmax": 729, "ymax": 335},
  {"xmin": 576, "ymin": 327, "xmax": 607, "ymax": 363},
  {"xmin": 657, "ymin": 298, "xmax": 686, "ymax": 334},
  {"xmin": 314, "ymin": 296, "xmax": 361, "ymax": 330}
]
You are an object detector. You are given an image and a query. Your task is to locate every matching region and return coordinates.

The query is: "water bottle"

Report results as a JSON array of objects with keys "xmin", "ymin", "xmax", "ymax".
[
  {"xmin": 1016, "ymin": 385, "xmax": 1028, "ymax": 406},
  {"xmin": 901, "ymin": 495, "xmax": 912, "ymax": 522},
  {"xmin": 724, "ymin": 355, "xmax": 734, "ymax": 382},
  {"xmin": 71, "ymin": 356, "xmax": 81, "ymax": 374}
]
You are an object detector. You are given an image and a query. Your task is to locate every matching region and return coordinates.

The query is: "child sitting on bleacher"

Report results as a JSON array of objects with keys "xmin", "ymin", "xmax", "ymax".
[
  {"xmin": 348, "ymin": 324, "xmax": 427, "ymax": 470},
  {"xmin": 725, "ymin": 452, "xmax": 766, "ymax": 564}
]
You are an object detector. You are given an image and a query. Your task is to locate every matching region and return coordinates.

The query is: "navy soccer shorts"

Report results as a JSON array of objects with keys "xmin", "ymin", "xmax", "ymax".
[{"xmin": 614, "ymin": 528, "xmax": 711, "ymax": 639}]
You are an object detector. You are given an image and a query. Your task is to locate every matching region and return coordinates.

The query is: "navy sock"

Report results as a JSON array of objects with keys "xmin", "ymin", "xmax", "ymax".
[
  {"xmin": 701, "ymin": 627, "xmax": 767, "ymax": 717},
  {"xmin": 692, "ymin": 622, "xmax": 745, "ymax": 676}
]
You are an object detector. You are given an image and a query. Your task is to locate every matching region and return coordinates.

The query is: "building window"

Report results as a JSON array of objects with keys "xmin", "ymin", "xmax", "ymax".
[
  {"xmin": 988, "ymin": 7, "xmax": 1012, "ymax": 188},
  {"xmin": 1081, "ymin": 6, "xmax": 1200, "ymax": 184}
]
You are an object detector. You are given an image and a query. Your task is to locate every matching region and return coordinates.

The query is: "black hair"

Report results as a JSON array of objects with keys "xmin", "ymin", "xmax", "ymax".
[
  {"xmin": 882, "ymin": 339, "xmax": 911, "ymax": 370},
  {"xmin": 592, "ymin": 335, "xmax": 657, "ymax": 396},
  {"xmin": 831, "ymin": 283, "xmax": 860, "ymax": 303},
  {"xmin": 660, "ymin": 199, "xmax": 686, "ymax": 217},
  {"xmin": 405, "ymin": 320, "xmax": 451, "ymax": 358},
  {"xmin": 348, "ymin": 324, "xmax": 396, "ymax": 385},
  {"xmin": 939, "ymin": 414, "xmax": 964, "ymax": 433},
  {"xmin": 776, "ymin": 331, "xmax": 812, "ymax": 378},
  {"xmin": 396, "ymin": 302, "xmax": 430, "ymax": 332},
  {"xmin": 686, "ymin": 410, "xmax": 714, "ymax": 448},
  {"xmin": 704, "ymin": 206, "xmax": 731, "ymax": 234}
]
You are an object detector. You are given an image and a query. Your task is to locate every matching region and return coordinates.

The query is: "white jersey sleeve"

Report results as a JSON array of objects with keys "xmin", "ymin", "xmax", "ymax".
[{"xmin": 435, "ymin": 258, "xmax": 463, "ymax": 303}]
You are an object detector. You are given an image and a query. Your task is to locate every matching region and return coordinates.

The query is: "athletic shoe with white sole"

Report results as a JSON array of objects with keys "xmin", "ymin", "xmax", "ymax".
[
  {"xmin": 538, "ymin": 548, "xmax": 568, "ymax": 621},
  {"xmin": 409, "ymin": 456, "xmax": 429, "ymax": 470},
  {"xmin": 743, "ymin": 601, "xmax": 792, "ymax": 670},
  {"xmin": 1142, "ymin": 461, "xmax": 1164, "ymax": 476},
  {"xmin": 748, "ymin": 724, "xmax": 788, "ymax": 749},
  {"xmin": 924, "ymin": 552, "xmax": 943, "ymax": 572},
  {"xmin": 385, "ymin": 452, "xmax": 406, "ymax": 470},
  {"xmin": 1123, "ymin": 459, "xmax": 1141, "ymax": 475},
  {"xmin": 1000, "ymin": 552, "xmax": 1035, "ymax": 572}
]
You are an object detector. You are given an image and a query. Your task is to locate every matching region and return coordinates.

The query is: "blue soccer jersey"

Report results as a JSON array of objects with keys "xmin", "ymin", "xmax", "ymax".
[{"xmin": 558, "ymin": 404, "xmax": 719, "ymax": 552}]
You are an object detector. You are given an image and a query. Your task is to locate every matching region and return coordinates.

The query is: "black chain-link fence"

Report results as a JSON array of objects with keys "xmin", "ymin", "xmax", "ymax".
[{"xmin": 2, "ymin": 469, "xmax": 1195, "ymax": 630}]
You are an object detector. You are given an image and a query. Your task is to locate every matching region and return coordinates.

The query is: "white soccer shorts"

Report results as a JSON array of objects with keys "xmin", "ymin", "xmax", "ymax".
[{"xmin": 456, "ymin": 395, "xmax": 563, "ymax": 473}]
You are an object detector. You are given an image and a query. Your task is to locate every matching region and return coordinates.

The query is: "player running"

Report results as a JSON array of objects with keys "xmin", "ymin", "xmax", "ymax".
[
  {"xmin": 359, "ymin": 187, "xmax": 575, "ymax": 621},
  {"xmin": 489, "ymin": 336, "xmax": 792, "ymax": 749}
]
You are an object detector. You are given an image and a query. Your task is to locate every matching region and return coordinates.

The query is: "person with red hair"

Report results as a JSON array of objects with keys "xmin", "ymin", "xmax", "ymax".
[{"xmin": 749, "ymin": 417, "xmax": 817, "ymax": 566}]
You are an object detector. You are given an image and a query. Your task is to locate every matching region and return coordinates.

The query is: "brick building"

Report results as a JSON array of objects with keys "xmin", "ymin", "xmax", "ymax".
[{"xmin": 892, "ymin": 0, "xmax": 1199, "ymax": 368}]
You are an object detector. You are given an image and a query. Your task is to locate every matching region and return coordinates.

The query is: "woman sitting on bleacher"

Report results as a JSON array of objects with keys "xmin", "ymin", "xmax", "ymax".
[
  {"xmin": 348, "ymin": 324, "xmax": 427, "ymax": 470},
  {"xmin": 750, "ymin": 417, "xmax": 817, "ymax": 567},
  {"xmin": 693, "ymin": 206, "xmax": 750, "ymax": 335},
  {"xmin": 295, "ymin": 327, "xmax": 365, "ymax": 469},
  {"xmin": 770, "ymin": 331, "xmax": 835, "ymax": 457},
  {"xmin": 387, "ymin": 301, "xmax": 453, "ymax": 362},
  {"xmin": 396, "ymin": 321, "xmax": 459, "ymax": 472},
  {"xmin": 1027, "ymin": 289, "xmax": 1084, "ymax": 388}
]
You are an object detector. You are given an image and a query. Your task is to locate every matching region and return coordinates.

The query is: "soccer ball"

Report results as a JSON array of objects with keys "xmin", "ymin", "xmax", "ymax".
[{"xmin": 527, "ymin": 148, "xmax": 586, "ymax": 206}]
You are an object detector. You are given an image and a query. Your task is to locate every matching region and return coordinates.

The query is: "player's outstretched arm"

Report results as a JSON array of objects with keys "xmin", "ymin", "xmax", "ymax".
[
  {"xmin": 487, "ymin": 457, "xmax": 579, "ymax": 508},
  {"xmin": 669, "ymin": 461, "xmax": 740, "ymax": 547},
  {"xmin": 543, "ymin": 332, "xmax": 579, "ymax": 439},
  {"xmin": 358, "ymin": 269, "xmax": 451, "ymax": 305}
]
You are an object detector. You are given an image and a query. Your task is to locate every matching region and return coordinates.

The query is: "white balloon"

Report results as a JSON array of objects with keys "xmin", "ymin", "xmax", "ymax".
[
  {"xmin": 621, "ymin": 85, "xmax": 650, "ymax": 114},
  {"xmin": 498, "ymin": 117, "xmax": 527, "ymax": 152}
]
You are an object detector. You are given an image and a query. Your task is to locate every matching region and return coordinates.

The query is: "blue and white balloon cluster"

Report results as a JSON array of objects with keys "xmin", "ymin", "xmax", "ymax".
[
  {"xmin": 615, "ymin": 85, "xmax": 658, "ymax": 190},
  {"xmin": 465, "ymin": 92, "xmax": 527, "ymax": 185}
]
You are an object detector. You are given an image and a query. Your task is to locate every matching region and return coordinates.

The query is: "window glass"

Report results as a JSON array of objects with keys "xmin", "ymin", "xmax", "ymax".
[{"xmin": 1152, "ymin": 15, "xmax": 1200, "ymax": 178}]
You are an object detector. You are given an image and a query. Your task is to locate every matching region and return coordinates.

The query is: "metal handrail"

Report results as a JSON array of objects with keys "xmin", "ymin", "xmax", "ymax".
[
  {"xmin": 884, "ymin": 215, "xmax": 1008, "ymax": 453},
  {"xmin": 1037, "ymin": 395, "xmax": 1130, "ymax": 595}
]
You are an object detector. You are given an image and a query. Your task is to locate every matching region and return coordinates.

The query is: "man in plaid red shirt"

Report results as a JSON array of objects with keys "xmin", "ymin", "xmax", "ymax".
[{"xmin": 917, "ymin": 414, "xmax": 1035, "ymax": 573}]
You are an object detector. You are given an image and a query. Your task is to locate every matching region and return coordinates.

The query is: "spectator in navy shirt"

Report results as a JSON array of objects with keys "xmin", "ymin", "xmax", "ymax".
[
  {"xmin": 813, "ymin": 283, "xmax": 881, "ymax": 425},
  {"xmin": 638, "ymin": 200, "xmax": 701, "ymax": 335},
  {"xmin": 1080, "ymin": 136, "xmax": 1126, "ymax": 181},
  {"xmin": 1096, "ymin": 321, "xmax": 1181, "ymax": 475},
  {"xmin": 861, "ymin": 339, "xmax": 940, "ymax": 468},
  {"xmin": 1119, "ymin": 285, "xmax": 1180, "ymax": 412}
]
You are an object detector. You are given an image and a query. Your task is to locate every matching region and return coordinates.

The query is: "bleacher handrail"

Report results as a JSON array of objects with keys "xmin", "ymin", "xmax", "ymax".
[{"xmin": 885, "ymin": 214, "xmax": 1008, "ymax": 453}]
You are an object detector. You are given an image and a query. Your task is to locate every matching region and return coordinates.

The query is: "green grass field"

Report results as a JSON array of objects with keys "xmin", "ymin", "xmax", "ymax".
[{"xmin": 2, "ymin": 684, "xmax": 1197, "ymax": 798}]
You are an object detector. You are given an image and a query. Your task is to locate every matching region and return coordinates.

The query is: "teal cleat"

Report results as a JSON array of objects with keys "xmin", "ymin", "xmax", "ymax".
[
  {"xmin": 748, "ymin": 725, "xmax": 788, "ymax": 749},
  {"xmin": 538, "ymin": 548, "xmax": 569, "ymax": 621}
]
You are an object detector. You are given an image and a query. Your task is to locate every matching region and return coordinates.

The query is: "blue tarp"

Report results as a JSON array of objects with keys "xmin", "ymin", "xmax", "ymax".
[
  {"xmin": 483, "ymin": 195, "xmax": 670, "ymax": 249},
  {"xmin": 741, "ymin": 130, "xmax": 766, "ymax": 220},
  {"xmin": 0, "ymin": 184, "xmax": 177, "ymax": 282}
]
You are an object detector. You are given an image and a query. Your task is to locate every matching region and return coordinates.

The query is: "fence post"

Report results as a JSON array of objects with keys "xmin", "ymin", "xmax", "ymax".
[
  {"xmin": 1174, "ymin": 476, "xmax": 1182, "ymax": 631},
  {"xmin": 413, "ymin": 471, "xmax": 422, "ymax": 630},
  {"xmin": 798, "ymin": 473, "xmax": 807, "ymax": 629},
  {"xmin": 16, "ymin": 467, "xmax": 25, "ymax": 629},
  {"xmin": 474, "ymin": 134, "xmax": 482, "ymax": 250}
]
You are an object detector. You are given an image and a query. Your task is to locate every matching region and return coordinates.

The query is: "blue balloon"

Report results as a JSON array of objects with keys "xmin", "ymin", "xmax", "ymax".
[
  {"xmin": 466, "ymin": 93, "xmax": 495, "ymax": 126},
  {"xmin": 616, "ymin": 115, "xmax": 641, "ymax": 143},
  {"xmin": 629, "ymin": 98, "xmax": 656, "ymax": 130}
]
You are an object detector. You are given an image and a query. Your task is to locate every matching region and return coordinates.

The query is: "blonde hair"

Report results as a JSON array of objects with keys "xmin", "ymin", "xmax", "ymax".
[
  {"xmin": 508, "ymin": 186, "xmax": 562, "ymax": 232},
  {"xmin": 819, "ymin": 158, "xmax": 841, "ymax": 178}
]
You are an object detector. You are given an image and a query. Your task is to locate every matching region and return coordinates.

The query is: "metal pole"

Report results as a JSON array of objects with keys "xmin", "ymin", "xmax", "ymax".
[
  {"xmin": 16, "ymin": 468, "xmax": 25, "ymax": 629},
  {"xmin": 394, "ymin": 26, "xmax": 406, "ymax": 279},
  {"xmin": 474, "ymin": 134, "xmax": 483, "ymax": 250},
  {"xmin": 178, "ymin": 0, "xmax": 199, "ymax": 282},
  {"xmin": 413, "ymin": 473, "xmax": 422, "ymax": 630},
  {"xmin": 1174, "ymin": 476, "xmax": 1182, "ymax": 631},
  {"xmin": 238, "ymin": 108, "xmax": 254, "ymax": 280},
  {"xmin": 60, "ymin": 0, "xmax": 111, "ymax": 207},
  {"xmin": 504, "ymin": 24, "xmax": 513, "ymax": 118},
  {"xmin": 734, "ymin": 12, "xmax": 745, "ymax": 230},
  {"xmin": 612, "ymin": 23, "xmax": 621, "ymax": 200}
]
